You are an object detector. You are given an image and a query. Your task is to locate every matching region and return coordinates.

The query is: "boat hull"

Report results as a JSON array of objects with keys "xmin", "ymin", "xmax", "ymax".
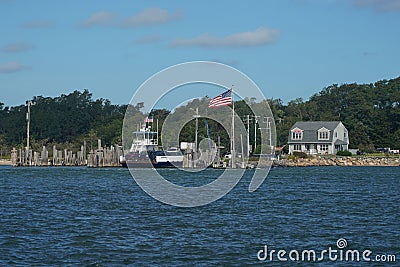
[{"xmin": 123, "ymin": 160, "xmax": 183, "ymax": 168}]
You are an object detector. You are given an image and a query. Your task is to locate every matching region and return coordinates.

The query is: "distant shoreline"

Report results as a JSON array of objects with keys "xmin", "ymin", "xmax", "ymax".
[{"xmin": 3, "ymin": 157, "xmax": 399, "ymax": 168}]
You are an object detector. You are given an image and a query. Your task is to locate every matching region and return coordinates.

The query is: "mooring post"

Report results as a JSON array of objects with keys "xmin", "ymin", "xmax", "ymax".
[{"xmin": 11, "ymin": 147, "xmax": 17, "ymax": 166}]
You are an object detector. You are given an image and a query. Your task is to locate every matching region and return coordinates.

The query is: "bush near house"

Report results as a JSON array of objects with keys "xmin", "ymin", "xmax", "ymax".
[{"xmin": 336, "ymin": 150, "xmax": 352, "ymax": 156}]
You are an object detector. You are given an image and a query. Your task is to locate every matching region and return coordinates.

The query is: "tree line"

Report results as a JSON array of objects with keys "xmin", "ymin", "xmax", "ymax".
[{"xmin": 0, "ymin": 77, "xmax": 399, "ymax": 156}]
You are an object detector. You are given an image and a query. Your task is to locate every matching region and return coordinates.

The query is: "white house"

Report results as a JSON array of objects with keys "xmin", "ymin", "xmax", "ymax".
[{"xmin": 288, "ymin": 121, "xmax": 349, "ymax": 155}]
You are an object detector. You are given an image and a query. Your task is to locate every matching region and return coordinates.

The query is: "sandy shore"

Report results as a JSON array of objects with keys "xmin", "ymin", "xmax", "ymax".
[{"xmin": 0, "ymin": 160, "xmax": 12, "ymax": 166}]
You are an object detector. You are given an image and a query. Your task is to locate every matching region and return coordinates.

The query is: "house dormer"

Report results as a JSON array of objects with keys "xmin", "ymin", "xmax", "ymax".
[
  {"xmin": 291, "ymin": 127, "xmax": 303, "ymax": 140},
  {"xmin": 317, "ymin": 127, "xmax": 330, "ymax": 140}
]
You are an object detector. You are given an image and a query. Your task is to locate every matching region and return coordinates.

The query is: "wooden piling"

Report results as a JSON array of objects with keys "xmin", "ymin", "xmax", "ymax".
[
  {"xmin": 11, "ymin": 140, "xmax": 124, "ymax": 167},
  {"xmin": 11, "ymin": 147, "xmax": 17, "ymax": 166}
]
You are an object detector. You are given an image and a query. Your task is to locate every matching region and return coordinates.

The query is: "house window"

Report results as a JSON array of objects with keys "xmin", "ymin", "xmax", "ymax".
[
  {"xmin": 292, "ymin": 132, "xmax": 302, "ymax": 140},
  {"xmin": 291, "ymin": 128, "xmax": 303, "ymax": 140},
  {"xmin": 318, "ymin": 131, "xmax": 329, "ymax": 140},
  {"xmin": 319, "ymin": 144, "xmax": 328, "ymax": 151},
  {"xmin": 335, "ymin": 132, "xmax": 338, "ymax": 138},
  {"xmin": 344, "ymin": 132, "xmax": 347, "ymax": 138},
  {"xmin": 293, "ymin": 144, "xmax": 301, "ymax": 151}
]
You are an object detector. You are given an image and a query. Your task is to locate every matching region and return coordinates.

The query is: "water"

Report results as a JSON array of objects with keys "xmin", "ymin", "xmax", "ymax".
[{"xmin": 0, "ymin": 166, "xmax": 399, "ymax": 266}]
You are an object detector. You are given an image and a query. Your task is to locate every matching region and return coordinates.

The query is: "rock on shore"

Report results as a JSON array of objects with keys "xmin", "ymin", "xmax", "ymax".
[{"xmin": 273, "ymin": 156, "xmax": 400, "ymax": 167}]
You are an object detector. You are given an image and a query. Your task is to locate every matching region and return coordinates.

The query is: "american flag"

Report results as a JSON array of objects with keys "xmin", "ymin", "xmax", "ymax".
[
  {"xmin": 209, "ymin": 89, "xmax": 232, "ymax": 108},
  {"xmin": 144, "ymin": 116, "xmax": 154, "ymax": 123}
]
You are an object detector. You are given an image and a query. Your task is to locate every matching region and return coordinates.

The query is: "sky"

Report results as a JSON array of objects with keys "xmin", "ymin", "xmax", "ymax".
[{"xmin": 1, "ymin": 0, "xmax": 400, "ymax": 108}]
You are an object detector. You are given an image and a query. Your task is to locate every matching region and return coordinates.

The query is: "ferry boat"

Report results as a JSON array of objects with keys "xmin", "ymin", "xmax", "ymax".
[{"xmin": 121, "ymin": 124, "xmax": 183, "ymax": 168}]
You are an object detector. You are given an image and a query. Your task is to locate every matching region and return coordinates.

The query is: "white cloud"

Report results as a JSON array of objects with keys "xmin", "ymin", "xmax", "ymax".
[
  {"xmin": 80, "ymin": 8, "xmax": 181, "ymax": 28},
  {"xmin": 0, "ymin": 43, "xmax": 35, "ymax": 53},
  {"xmin": 122, "ymin": 8, "xmax": 181, "ymax": 27},
  {"xmin": 135, "ymin": 35, "xmax": 161, "ymax": 44},
  {"xmin": 353, "ymin": 0, "xmax": 400, "ymax": 11},
  {"xmin": 170, "ymin": 27, "xmax": 280, "ymax": 48},
  {"xmin": 0, "ymin": 62, "xmax": 25, "ymax": 73},
  {"xmin": 79, "ymin": 11, "xmax": 116, "ymax": 27},
  {"xmin": 21, "ymin": 20, "xmax": 54, "ymax": 28}
]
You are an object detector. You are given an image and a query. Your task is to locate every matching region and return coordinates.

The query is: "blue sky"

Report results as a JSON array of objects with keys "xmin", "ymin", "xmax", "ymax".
[{"xmin": 1, "ymin": 0, "xmax": 399, "ymax": 108}]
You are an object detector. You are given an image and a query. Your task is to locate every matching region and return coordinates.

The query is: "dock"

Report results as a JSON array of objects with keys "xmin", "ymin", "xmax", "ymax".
[{"xmin": 10, "ymin": 139, "xmax": 124, "ymax": 167}]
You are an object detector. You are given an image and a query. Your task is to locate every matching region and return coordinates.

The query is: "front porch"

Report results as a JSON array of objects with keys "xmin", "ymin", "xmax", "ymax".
[
  {"xmin": 290, "ymin": 143, "xmax": 333, "ymax": 155},
  {"xmin": 334, "ymin": 139, "xmax": 348, "ymax": 154}
]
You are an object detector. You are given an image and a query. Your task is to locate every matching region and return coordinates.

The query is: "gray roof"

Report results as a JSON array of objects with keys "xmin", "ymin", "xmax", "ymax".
[
  {"xmin": 290, "ymin": 121, "xmax": 341, "ymax": 131},
  {"xmin": 288, "ymin": 121, "xmax": 342, "ymax": 143}
]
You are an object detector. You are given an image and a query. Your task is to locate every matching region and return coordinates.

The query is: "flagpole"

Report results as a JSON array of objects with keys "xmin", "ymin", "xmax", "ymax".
[{"xmin": 231, "ymin": 85, "xmax": 235, "ymax": 168}]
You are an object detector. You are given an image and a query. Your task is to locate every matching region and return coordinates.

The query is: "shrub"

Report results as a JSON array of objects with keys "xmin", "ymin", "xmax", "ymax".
[
  {"xmin": 292, "ymin": 151, "xmax": 308, "ymax": 158},
  {"xmin": 336, "ymin": 150, "xmax": 352, "ymax": 156}
]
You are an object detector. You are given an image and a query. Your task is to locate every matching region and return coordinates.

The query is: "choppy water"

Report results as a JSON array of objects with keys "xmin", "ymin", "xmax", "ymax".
[{"xmin": 0, "ymin": 166, "xmax": 399, "ymax": 266}]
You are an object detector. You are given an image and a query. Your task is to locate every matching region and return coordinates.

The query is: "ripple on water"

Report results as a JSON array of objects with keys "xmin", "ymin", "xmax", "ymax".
[{"xmin": 0, "ymin": 166, "xmax": 399, "ymax": 266}]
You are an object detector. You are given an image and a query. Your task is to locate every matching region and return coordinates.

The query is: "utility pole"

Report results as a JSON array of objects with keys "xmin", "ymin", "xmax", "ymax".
[
  {"xmin": 246, "ymin": 115, "xmax": 250, "ymax": 157},
  {"xmin": 26, "ymin": 100, "xmax": 32, "ymax": 166},
  {"xmin": 266, "ymin": 117, "xmax": 273, "ymax": 154},
  {"xmin": 217, "ymin": 135, "xmax": 221, "ymax": 167},
  {"xmin": 26, "ymin": 100, "xmax": 31, "ymax": 151},
  {"xmin": 156, "ymin": 118, "xmax": 159, "ymax": 146},
  {"xmin": 253, "ymin": 115, "xmax": 260, "ymax": 154},
  {"xmin": 258, "ymin": 116, "xmax": 274, "ymax": 155},
  {"xmin": 194, "ymin": 107, "xmax": 200, "ymax": 168},
  {"xmin": 231, "ymin": 86, "xmax": 235, "ymax": 168},
  {"xmin": 240, "ymin": 134, "xmax": 245, "ymax": 168}
]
